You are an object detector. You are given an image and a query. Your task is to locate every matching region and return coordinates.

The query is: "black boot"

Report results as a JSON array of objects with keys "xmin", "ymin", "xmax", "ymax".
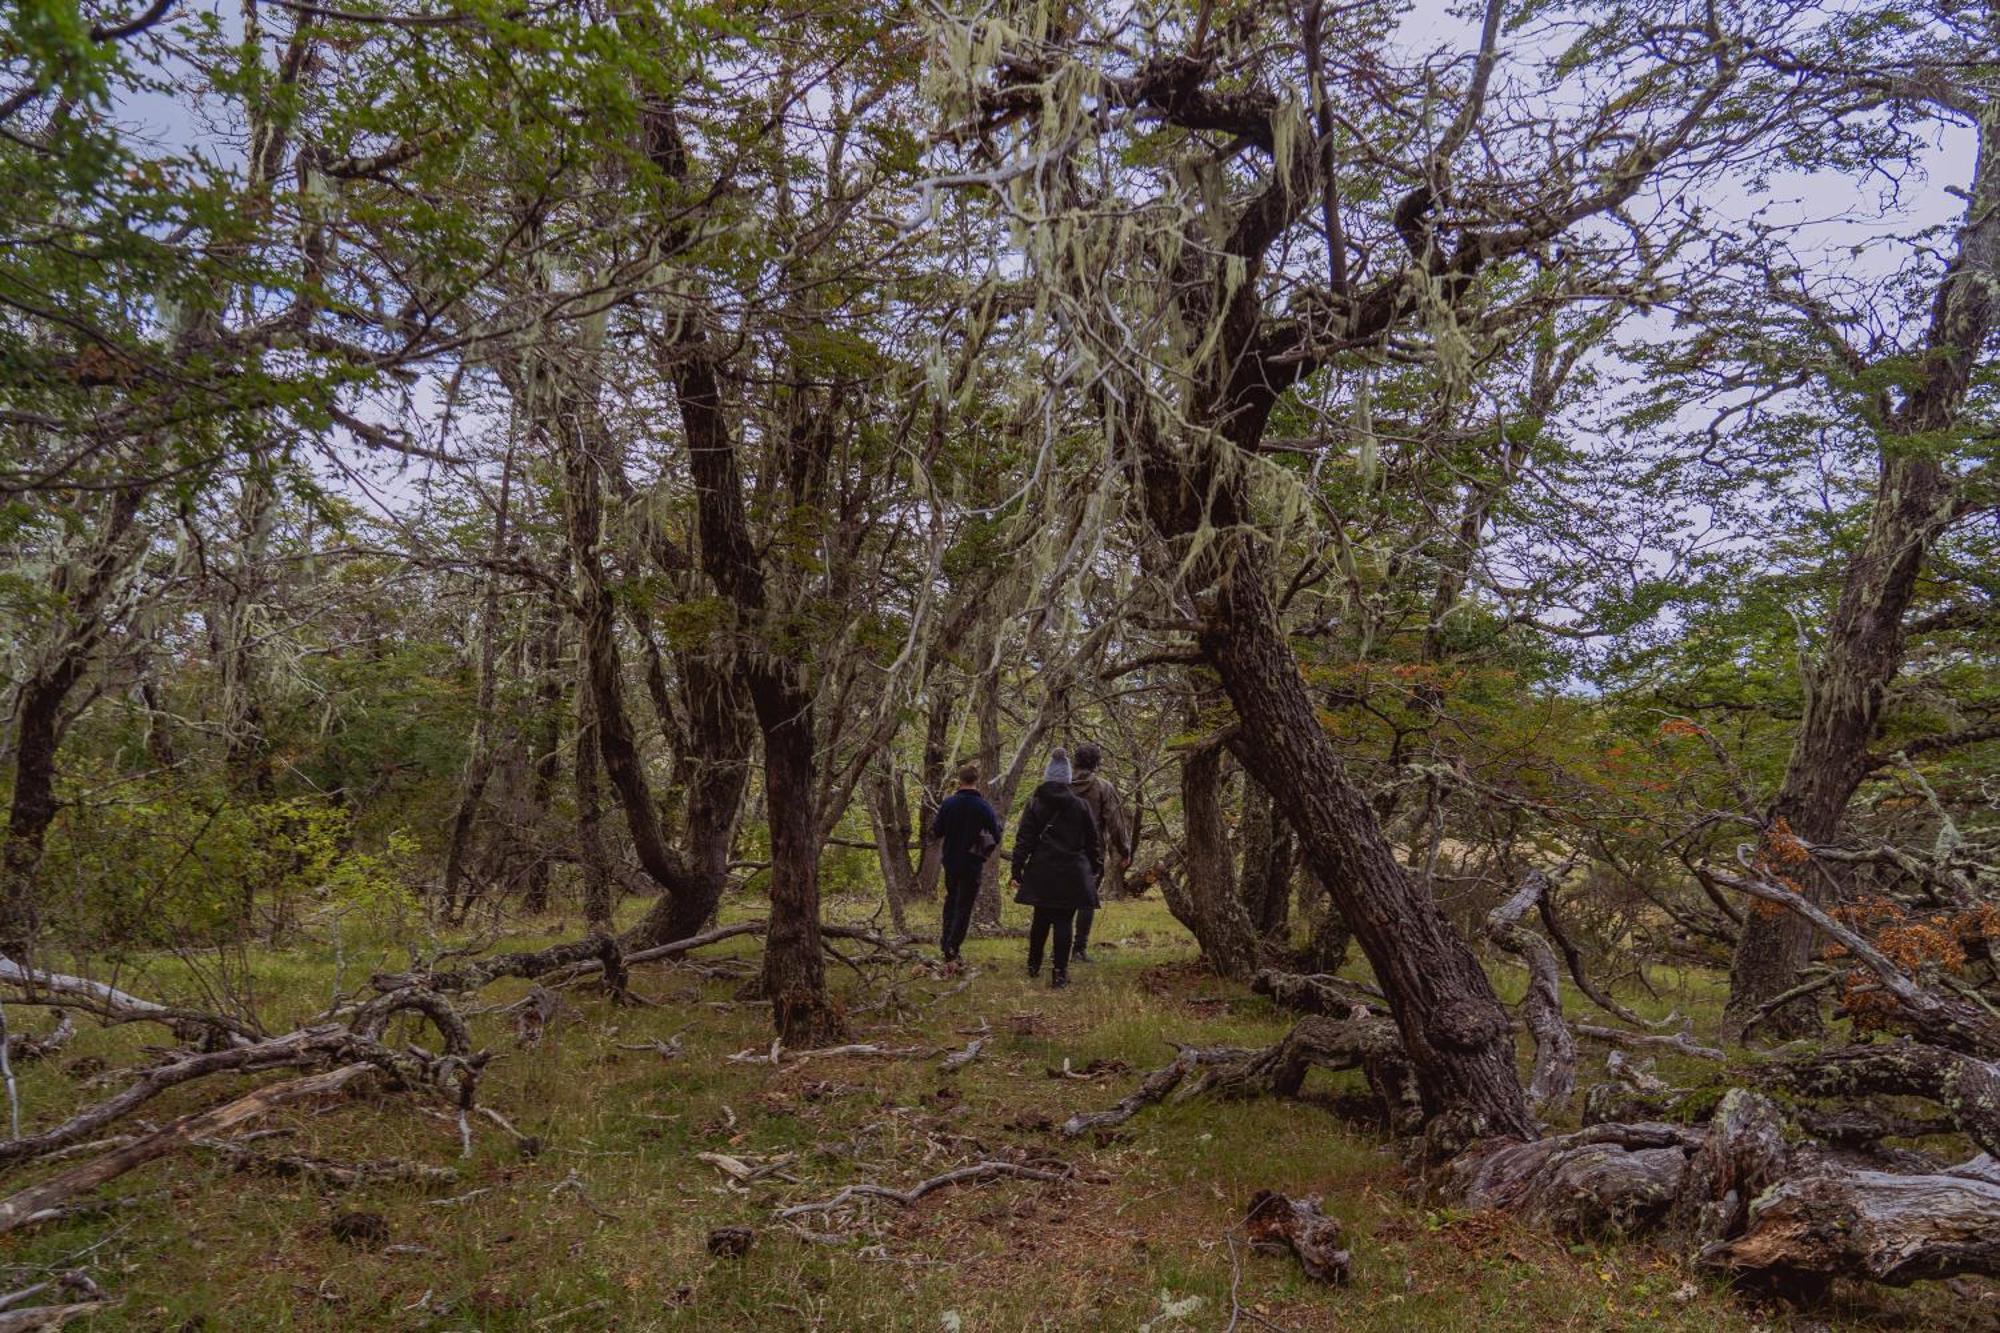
[
  {"xmin": 1050, "ymin": 969, "xmax": 1069, "ymax": 990},
  {"xmin": 1072, "ymin": 945, "xmax": 1092, "ymax": 963},
  {"xmin": 1026, "ymin": 961, "xmax": 1041, "ymax": 980}
]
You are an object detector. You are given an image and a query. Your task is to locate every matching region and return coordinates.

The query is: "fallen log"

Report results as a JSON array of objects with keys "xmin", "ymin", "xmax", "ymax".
[
  {"xmin": 0, "ymin": 1062, "xmax": 375, "ymax": 1234},
  {"xmin": 1767, "ymin": 1039, "xmax": 2000, "ymax": 1159},
  {"xmin": 1060, "ymin": 1046, "xmax": 1252, "ymax": 1138},
  {"xmin": 1249, "ymin": 969, "xmax": 1386, "ymax": 1016},
  {"xmin": 1703, "ymin": 1166, "xmax": 2000, "ymax": 1287},
  {"xmin": 0, "ymin": 1026, "xmax": 362, "ymax": 1167},
  {"xmin": 0, "ymin": 1301, "xmax": 109, "ymax": 1330},
  {"xmin": 1447, "ymin": 1121, "xmax": 1699, "ymax": 1238}
]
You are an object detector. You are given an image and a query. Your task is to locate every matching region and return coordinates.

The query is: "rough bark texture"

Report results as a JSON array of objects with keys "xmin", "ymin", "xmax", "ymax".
[
  {"xmin": 1161, "ymin": 746, "xmax": 1271, "ymax": 981},
  {"xmin": 1770, "ymin": 1040, "xmax": 2000, "ymax": 1159},
  {"xmin": 1237, "ymin": 775, "xmax": 1295, "ymax": 941},
  {"xmin": 1704, "ymin": 1168, "xmax": 2000, "ymax": 1287},
  {"xmin": 1448, "ymin": 1122, "xmax": 1698, "ymax": 1238},
  {"xmin": 1194, "ymin": 565, "xmax": 1534, "ymax": 1148}
]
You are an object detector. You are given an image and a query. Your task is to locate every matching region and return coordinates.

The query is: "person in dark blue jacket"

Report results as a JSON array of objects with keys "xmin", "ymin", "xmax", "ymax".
[{"xmin": 928, "ymin": 762, "xmax": 1001, "ymax": 966}]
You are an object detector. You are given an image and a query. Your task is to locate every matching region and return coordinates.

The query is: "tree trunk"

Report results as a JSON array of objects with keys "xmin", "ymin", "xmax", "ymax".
[
  {"xmin": 1162, "ymin": 746, "xmax": 1269, "ymax": 981},
  {"xmin": 1199, "ymin": 552, "xmax": 1535, "ymax": 1148},
  {"xmin": 1238, "ymin": 774, "xmax": 1295, "ymax": 941},
  {"xmin": 443, "ymin": 445, "xmax": 514, "ymax": 920},
  {"xmin": 1726, "ymin": 96, "xmax": 1999, "ymax": 1034},
  {"xmin": 520, "ymin": 599, "xmax": 566, "ymax": 916},
  {"xmin": 865, "ymin": 756, "xmax": 916, "ymax": 937},
  {"xmin": 572, "ymin": 682, "xmax": 615, "ymax": 928},
  {"xmin": 750, "ymin": 667, "xmax": 844, "ymax": 1045},
  {"xmin": 1, "ymin": 486, "xmax": 146, "ymax": 959},
  {"xmin": 913, "ymin": 692, "xmax": 951, "ymax": 899}
]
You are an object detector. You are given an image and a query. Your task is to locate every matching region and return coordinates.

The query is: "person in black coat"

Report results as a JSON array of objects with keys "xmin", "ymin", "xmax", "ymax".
[
  {"xmin": 927, "ymin": 762, "xmax": 1001, "ymax": 966},
  {"xmin": 1010, "ymin": 748, "xmax": 1102, "ymax": 988}
]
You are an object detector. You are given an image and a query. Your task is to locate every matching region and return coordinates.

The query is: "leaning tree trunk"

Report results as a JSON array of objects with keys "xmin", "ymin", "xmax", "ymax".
[
  {"xmin": 1727, "ymin": 92, "xmax": 1999, "ymax": 1033},
  {"xmin": 1193, "ymin": 532, "xmax": 1536, "ymax": 1148}
]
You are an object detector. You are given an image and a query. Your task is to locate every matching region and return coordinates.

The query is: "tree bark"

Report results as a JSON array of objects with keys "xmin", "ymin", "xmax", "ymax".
[
  {"xmin": 1237, "ymin": 773, "xmax": 1295, "ymax": 940},
  {"xmin": 1194, "ymin": 556, "xmax": 1535, "ymax": 1149},
  {"xmin": 1162, "ymin": 746, "xmax": 1270, "ymax": 981},
  {"xmin": 443, "ymin": 444, "xmax": 514, "ymax": 920}
]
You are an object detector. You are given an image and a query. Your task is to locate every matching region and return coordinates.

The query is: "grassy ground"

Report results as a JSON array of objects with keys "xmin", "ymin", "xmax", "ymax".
[{"xmin": 0, "ymin": 896, "xmax": 1969, "ymax": 1330}]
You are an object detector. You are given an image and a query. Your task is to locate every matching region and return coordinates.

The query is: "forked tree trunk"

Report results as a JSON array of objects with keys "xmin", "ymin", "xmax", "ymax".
[{"xmin": 1238, "ymin": 774, "xmax": 1295, "ymax": 941}]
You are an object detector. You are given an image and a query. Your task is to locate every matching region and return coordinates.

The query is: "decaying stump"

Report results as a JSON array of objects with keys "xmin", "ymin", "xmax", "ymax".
[{"xmin": 1245, "ymin": 1190, "xmax": 1350, "ymax": 1284}]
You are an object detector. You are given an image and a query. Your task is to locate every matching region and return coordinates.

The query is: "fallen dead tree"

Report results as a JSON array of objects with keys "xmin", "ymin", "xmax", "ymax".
[
  {"xmin": 1061, "ymin": 1011, "xmax": 1421, "ymax": 1138},
  {"xmin": 0, "ymin": 957, "xmax": 257, "ymax": 1045},
  {"xmin": 1703, "ymin": 1163, "xmax": 2000, "ymax": 1289},
  {"xmin": 0, "ymin": 1062, "xmax": 376, "ymax": 1234},
  {"xmin": 374, "ymin": 919, "xmax": 924, "ymax": 998}
]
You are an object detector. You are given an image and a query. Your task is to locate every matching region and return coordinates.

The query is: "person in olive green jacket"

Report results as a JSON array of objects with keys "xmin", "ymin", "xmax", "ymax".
[{"xmin": 1067, "ymin": 742, "xmax": 1131, "ymax": 962}]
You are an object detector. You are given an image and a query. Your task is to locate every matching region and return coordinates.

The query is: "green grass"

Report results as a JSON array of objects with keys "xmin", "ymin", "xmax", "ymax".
[{"xmin": 0, "ymin": 898, "xmax": 1959, "ymax": 1330}]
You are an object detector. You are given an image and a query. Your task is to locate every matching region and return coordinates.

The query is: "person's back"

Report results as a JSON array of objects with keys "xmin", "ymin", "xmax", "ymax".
[
  {"xmin": 927, "ymin": 765, "xmax": 999, "ymax": 966},
  {"xmin": 933, "ymin": 786, "xmax": 1000, "ymax": 872},
  {"xmin": 1066, "ymin": 743, "xmax": 1131, "ymax": 961}
]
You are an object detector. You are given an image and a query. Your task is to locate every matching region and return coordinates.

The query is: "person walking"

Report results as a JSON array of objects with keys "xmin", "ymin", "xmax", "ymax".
[
  {"xmin": 1010, "ymin": 748, "xmax": 1101, "ymax": 988},
  {"xmin": 928, "ymin": 762, "xmax": 1001, "ymax": 968},
  {"xmin": 1067, "ymin": 741, "xmax": 1131, "ymax": 963}
]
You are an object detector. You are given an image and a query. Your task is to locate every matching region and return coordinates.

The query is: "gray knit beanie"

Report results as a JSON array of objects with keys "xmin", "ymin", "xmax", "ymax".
[{"xmin": 1043, "ymin": 748, "xmax": 1072, "ymax": 784}]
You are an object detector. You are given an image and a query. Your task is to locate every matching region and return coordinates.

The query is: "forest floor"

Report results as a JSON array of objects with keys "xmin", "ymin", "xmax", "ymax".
[{"xmin": 0, "ymin": 896, "xmax": 1979, "ymax": 1331}]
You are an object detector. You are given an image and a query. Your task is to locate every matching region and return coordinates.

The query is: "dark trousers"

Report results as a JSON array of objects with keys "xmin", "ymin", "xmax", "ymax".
[
  {"xmin": 1028, "ymin": 906, "xmax": 1077, "ymax": 975},
  {"xmin": 940, "ymin": 865, "xmax": 981, "ymax": 960},
  {"xmin": 1074, "ymin": 907, "xmax": 1095, "ymax": 953}
]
